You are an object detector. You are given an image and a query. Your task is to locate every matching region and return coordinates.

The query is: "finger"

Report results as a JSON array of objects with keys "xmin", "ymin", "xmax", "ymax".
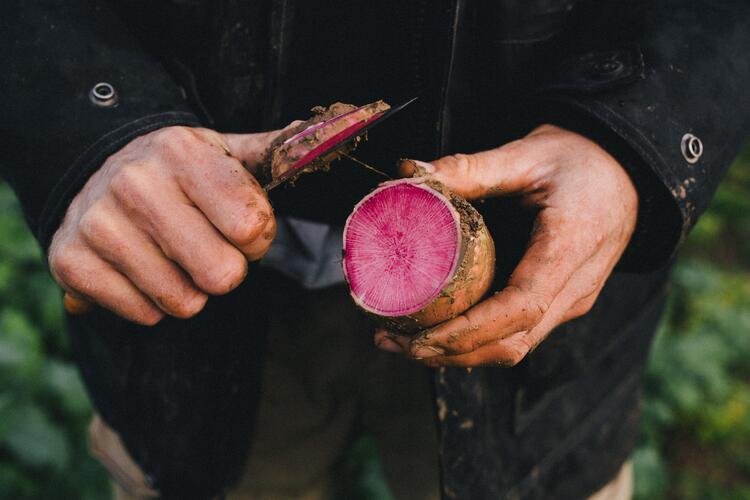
[
  {"xmin": 149, "ymin": 203, "xmax": 248, "ymax": 295},
  {"xmin": 398, "ymin": 132, "xmax": 566, "ymax": 201},
  {"xmin": 413, "ymin": 293, "xmax": 570, "ymax": 368},
  {"xmin": 558, "ymin": 250, "xmax": 619, "ymax": 323},
  {"xmin": 110, "ymin": 175, "xmax": 249, "ymax": 295},
  {"xmin": 417, "ymin": 254, "xmax": 615, "ymax": 368},
  {"xmin": 51, "ymin": 246, "xmax": 163, "ymax": 325},
  {"xmin": 79, "ymin": 205, "xmax": 209, "ymax": 318},
  {"xmin": 223, "ymin": 120, "xmax": 305, "ymax": 174},
  {"xmin": 141, "ymin": 127, "xmax": 275, "ymax": 255},
  {"xmin": 407, "ymin": 211, "xmax": 596, "ymax": 358},
  {"xmin": 168, "ymin": 143, "xmax": 275, "ymax": 255},
  {"xmin": 234, "ymin": 210, "xmax": 276, "ymax": 261},
  {"xmin": 413, "ymin": 331, "xmax": 533, "ymax": 368},
  {"xmin": 430, "ymin": 290, "xmax": 577, "ymax": 368}
]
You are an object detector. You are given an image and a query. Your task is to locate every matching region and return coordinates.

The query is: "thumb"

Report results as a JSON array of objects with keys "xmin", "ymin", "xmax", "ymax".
[
  {"xmin": 222, "ymin": 120, "xmax": 305, "ymax": 176},
  {"xmin": 398, "ymin": 141, "xmax": 538, "ymax": 201}
]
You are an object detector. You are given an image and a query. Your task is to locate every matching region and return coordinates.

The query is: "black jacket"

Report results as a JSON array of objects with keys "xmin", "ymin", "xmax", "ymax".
[{"xmin": 2, "ymin": 1, "xmax": 750, "ymax": 499}]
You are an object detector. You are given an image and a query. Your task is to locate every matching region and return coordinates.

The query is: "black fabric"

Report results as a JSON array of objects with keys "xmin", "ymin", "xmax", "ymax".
[
  {"xmin": 0, "ymin": 0, "xmax": 201, "ymax": 250},
  {"xmin": 532, "ymin": 1, "xmax": 750, "ymax": 262},
  {"xmin": 69, "ymin": 272, "xmax": 271, "ymax": 500},
  {"xmin": 2, "ymin": 0, "xmax": 750, "ymax": 499}
]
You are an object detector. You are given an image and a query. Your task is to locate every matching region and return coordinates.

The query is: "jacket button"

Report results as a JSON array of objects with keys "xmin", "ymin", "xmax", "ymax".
[
  {"xmin": 681, "ymin": 133, "xmax": 703, "ymax": 164},
  {"xmin": 89, "ymin": 82, "xmax": 118, "ymax": 107}
]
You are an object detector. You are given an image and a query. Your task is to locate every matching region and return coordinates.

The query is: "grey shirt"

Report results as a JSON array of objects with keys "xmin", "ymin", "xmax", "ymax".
[{"xmin": 260, "ymin": 217, "xmax": 345, "ymax": 289}]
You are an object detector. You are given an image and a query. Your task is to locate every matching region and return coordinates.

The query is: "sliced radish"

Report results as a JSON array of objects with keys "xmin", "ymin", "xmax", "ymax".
[{"xmin": 344, "ymin": 177, "xmax": 495, "ymax": 332}]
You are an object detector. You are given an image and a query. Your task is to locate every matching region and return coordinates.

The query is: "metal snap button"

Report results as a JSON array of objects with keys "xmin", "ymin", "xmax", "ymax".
[
  {"xmin": 681, "ymin": 133, "xmax": 703, "ymax": 164},
  {"xmin": 89, "ymin": 82, "xmax": 118, "ymax": 107}
]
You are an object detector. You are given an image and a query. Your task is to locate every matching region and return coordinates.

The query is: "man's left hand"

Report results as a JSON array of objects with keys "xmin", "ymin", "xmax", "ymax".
[{"xmin": 374, "ymin": 124, "xmax": 638, "ymax": 367}]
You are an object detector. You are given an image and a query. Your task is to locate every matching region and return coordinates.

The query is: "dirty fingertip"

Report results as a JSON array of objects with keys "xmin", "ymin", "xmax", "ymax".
[{"xmin": 399, "ymin": 159, "xmax": 436, "ymax": 178}]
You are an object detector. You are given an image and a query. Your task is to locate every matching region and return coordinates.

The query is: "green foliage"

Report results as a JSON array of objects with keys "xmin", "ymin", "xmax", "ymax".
[
  {"xmin": 0, "ymin": 184, "xmax": 110, "ymax": 500},
  {"xmin": 634, "ymin": 145, "xmax": 750, "ymax": 499}
]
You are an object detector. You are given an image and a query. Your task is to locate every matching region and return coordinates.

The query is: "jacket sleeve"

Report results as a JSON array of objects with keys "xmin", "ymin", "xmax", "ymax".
[
  {"xmin": 531, "ymin": 0, "xmax": 750, "ymax": 271},
  {"xmin": 0, "ymin": 0, "xmax": 201, "ymax": 251}
]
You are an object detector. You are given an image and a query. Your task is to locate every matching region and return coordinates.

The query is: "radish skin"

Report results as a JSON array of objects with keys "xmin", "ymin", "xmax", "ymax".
[{"xmin": 261, "ymin": 101, "xmax": 390, "ymax": 186}]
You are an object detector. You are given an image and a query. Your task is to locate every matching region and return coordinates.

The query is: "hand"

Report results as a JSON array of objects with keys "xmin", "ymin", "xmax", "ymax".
[
  {"xmin": 49, "ymin": 125, "xmax": 293, "ymax": 325},
  {"xmin": 374, "ymin": 124, "xmax": 638, "ymax": 367}
]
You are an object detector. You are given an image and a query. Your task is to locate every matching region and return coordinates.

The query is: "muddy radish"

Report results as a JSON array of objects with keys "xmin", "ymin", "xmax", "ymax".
[
  {"xmin": 261, "ymin": 100, "xmax": 390, "ymax": 189},
  {"xmin": 343, "ymin": 170, "xmax": 495, "ymax": 333}
]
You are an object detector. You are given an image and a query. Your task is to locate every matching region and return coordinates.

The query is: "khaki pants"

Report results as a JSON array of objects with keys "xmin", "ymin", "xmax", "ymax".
[{"xmin": 89, "ymin": 284, "xmax": 632, "ymax": 500}]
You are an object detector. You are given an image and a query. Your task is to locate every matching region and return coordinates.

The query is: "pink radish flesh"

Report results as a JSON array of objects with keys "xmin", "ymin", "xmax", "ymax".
[{"xmin": 343, "ymin": 182, "xmax": 462, "ymax": 316}]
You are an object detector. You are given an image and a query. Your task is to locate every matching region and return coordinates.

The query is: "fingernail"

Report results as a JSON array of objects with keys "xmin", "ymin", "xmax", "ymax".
[
  {"xmin": 376, "ymin": 337, "xmax": 403, "ymax": 354},
  {"xmin": 413, "ymin": 345, "xmax": 444, "ymax": 359},
  {"xmin": 412, "ymin": 160, "xmax": 436, "ymax": 174}
]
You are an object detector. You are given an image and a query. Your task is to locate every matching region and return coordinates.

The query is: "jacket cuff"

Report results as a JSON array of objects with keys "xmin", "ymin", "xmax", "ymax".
[{"xmin": 37, "ymin": 111, "xmax": 201, "ymax": 251}]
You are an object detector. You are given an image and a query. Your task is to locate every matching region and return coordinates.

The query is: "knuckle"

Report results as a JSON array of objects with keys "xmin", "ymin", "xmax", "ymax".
[
  {"xmin": 153, "ymin": 126, "xmax": 193, "ymax": 149},
  {"xmin": 525, "ymin": 294, "xmax": 549, "ymax": 325},
  {"xmin": 452, "ymin": 332, "xmax": 482, "ymax": 355},
  {"xmin": 152, "ymin": 126, "xmax": 203, "ymax": 160},
  {"xmin": 110, "ymin": 163, "xmax": 151, "ymax": 204},
  {"xmin": 49, "ymin": 248, "xmax": 81, "ymax": 285},
  {"xmin": 438, "ymin": 316, "xmax": 478, "ymax": 355},
  {"xmin": 78, "ymin": 204, "xmax": 113, "ymax": 244},
  {"xmin": 448, "ymin": 153, "xmax": 476, "ymax": 175}
]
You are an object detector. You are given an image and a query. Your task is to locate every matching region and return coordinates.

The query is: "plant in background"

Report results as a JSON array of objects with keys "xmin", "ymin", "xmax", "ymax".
[
  {"xmin": 634, "ymin": 145, "xmax": 750, "ymax": 499},
  {"xmin": 0, "ymin": 183, "xmax": 110, "ymax": 500}
]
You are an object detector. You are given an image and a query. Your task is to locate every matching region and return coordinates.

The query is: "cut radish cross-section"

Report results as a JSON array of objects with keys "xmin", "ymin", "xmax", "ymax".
[
  {"xmin": 344, "ymin": 181, "xmax": 462, "ymax": 316},
  {"xmin": 343, "ymin": 177, "xmax": 496, "ymax": 333}
]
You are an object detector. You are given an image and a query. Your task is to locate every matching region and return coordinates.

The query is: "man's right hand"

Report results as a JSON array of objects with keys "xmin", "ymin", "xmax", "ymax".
[{"xmin": 48, "ymin": 125, "xmax": 291, "ymax": 325}]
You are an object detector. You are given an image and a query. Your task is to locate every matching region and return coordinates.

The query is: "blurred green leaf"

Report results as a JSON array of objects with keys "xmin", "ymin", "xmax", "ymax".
[
  {"xmin": 0, "ymin": 309, "xmax": 42, "ymax": 380},
  {"xmin": 633, "ymin": 445, "xmax": 668, "ymax": 499},
  {"xmin": 2, "ymin": 404, "xmax": 70, "ymax": 470},
  {"xmin": 41, "ymin": 361, "xmax": 90, "ymax": 417}
]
